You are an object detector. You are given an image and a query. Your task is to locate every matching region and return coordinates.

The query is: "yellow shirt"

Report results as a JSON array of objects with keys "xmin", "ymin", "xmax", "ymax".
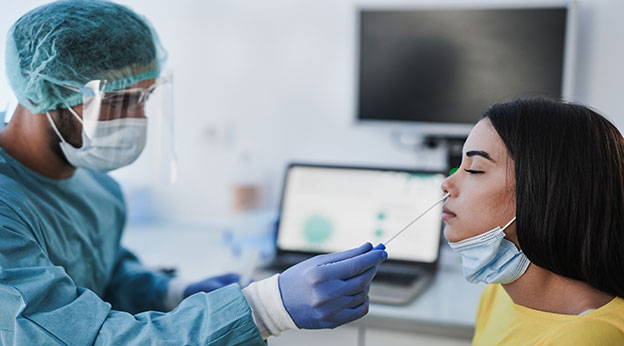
[{"xmin": 472, "ymin": 284, "xmax": 624, "ymax": 345}]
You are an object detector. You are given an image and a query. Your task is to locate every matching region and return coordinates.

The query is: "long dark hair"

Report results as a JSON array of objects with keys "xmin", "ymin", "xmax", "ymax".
[{"xmin": 483, "ymin": 98, "xmax": 624, "ymax": 297}]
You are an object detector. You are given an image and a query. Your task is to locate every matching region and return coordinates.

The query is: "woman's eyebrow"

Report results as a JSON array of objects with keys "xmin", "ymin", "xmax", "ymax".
[{"xmin": 466, "ymin": 150, "xmax": 496, "ymax": 163}]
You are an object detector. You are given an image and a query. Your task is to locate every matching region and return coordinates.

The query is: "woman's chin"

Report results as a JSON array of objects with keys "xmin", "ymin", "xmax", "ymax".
[
  {"xmin": 443, "ymin": 223, "xmax": 471, "ymax": 243},
  {"xmin": 443, "ymin": 226, "xmax": 458, "ymax": 242}
]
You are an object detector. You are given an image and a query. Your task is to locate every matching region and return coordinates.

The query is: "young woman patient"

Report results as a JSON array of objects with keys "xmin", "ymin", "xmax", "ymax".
[{"xmin": 440, "ymin": 98, "xmax": 624, "ymax": 345}]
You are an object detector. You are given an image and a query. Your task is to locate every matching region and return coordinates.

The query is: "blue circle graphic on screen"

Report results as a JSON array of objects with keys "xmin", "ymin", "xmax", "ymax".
[{"xmin": 303, "ymin": 215, "xmax": 333, "ymax": 244}]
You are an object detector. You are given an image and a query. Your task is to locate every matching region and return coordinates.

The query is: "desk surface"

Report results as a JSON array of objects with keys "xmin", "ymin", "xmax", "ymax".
[{"xmin": 123, "ymin": 219, "xmax": 484, "ymax": 339}]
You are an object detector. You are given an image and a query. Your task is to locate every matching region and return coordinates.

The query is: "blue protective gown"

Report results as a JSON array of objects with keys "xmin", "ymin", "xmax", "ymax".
[{"xmin": 0, "ymin": 148, "xmax": 265, "ymax": 345}]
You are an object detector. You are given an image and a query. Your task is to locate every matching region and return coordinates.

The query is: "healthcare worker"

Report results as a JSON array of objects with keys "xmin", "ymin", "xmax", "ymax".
[{"xmin": 0, "ymin": 1, "xmax": 388, "ymax": 344}]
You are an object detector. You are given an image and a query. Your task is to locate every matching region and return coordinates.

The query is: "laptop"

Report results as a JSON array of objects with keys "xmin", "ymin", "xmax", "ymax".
[{"xmin": 258, "ymin": 163, "xmax": 447, "ymax": 305}]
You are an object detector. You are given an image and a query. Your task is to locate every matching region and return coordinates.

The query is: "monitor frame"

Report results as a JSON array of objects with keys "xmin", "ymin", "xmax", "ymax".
[{"xmin": 352, "ymin": 1, "xmax": 579, "ymax": 134}]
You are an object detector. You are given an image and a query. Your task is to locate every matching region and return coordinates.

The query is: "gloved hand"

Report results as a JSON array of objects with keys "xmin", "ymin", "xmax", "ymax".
[
  {"xmin": 278, "ymin": 242, "xmax": 388, "ymax": 329},
  {"xmin": 183, "ymin": 273, "xmax": 241, "ymax": 298}
]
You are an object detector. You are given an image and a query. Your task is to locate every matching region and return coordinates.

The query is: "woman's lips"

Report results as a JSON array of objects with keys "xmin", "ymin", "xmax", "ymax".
[{"xmin": 441, "ymin": 205, "xmax": 456, "ymax": 221}]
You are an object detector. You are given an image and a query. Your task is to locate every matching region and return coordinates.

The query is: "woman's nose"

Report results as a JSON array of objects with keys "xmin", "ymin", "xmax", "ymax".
[{"xmin": 441, "ymin": 174, "xmax": 454, "ymax": 196}]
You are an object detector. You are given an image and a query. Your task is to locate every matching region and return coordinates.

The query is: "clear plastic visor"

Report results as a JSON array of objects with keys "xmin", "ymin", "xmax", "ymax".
[{"xmin": 63, "ymin": 76, "xmax": 166, "ymax": 121}]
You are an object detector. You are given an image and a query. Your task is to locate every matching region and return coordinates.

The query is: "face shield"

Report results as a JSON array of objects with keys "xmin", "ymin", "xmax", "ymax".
[
  {"xmin": 109, "ymin": 71, "xmax": 177, "ymax": 186},
  {"xmin": 53, "ymin": 71, "xmax": 177, "ymax": 184}
]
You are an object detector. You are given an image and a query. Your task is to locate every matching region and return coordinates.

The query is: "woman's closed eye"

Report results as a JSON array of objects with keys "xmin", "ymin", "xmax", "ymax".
[{"xmin": 464, "ymin": 168, "xmax": 485, "ymax": 174}]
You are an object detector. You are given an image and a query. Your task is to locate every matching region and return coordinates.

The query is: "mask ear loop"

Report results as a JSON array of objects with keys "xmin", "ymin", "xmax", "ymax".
[
  {"xmin": 46, "ymin": 107, "xmax": 85, "ymax": 144},
  {"xmin": 45, "ymin": 112, "xmax": 67, "ymax": 143},
  {"xmin": 501, "ymin": 217, "xmax": 517, "ymax": 232},
  {"xmin": 65, "ymin": 107, "xmax": 84, "ymax": 125},
  {"xmin": 66, "ymin": 106, "xmax": 94, "ymax": 141}
]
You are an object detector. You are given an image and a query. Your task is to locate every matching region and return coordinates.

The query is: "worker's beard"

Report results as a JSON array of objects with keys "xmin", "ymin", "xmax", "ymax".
[{"xmin": 48, "ymin": 107, "xmax": 83, "ymax": 166}]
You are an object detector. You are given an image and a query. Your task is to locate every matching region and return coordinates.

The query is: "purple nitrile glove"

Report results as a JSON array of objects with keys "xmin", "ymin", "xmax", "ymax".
[
  {"xmin": 183, "ymin": 272, "xmax": 241, "ymax": 298},
  {"xmin": 278, "ymin": 242, "xmax": 388, "ymax": 329}
]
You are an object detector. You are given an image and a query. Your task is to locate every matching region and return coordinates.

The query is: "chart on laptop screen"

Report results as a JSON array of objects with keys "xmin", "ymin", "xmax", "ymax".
[{"xmin": 277, "ymin": 165, "xmax": 446, "ymax": 262}]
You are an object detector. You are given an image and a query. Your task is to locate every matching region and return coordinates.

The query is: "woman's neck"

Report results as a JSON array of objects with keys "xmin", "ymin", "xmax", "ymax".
[{"xmin": 502, "ymin": 263, "xmax": 615, "ymax": 315}]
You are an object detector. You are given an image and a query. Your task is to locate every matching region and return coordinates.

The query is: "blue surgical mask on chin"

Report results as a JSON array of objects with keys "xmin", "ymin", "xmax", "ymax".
[{"xmin": 448, "ymin": 217, "xmax": 530, "ymax": 284}]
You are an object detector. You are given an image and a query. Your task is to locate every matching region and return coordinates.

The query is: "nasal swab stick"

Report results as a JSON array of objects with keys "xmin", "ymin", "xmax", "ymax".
[{"xmin": 383, "ymin": 192, "xmax": 450, "ymax": 247}]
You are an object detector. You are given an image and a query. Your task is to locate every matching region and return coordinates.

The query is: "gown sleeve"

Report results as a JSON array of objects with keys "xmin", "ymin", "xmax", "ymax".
[
  {"xmin": 103, "ymin": 247, "xmax": 172, "ymax": 314},
  {"xmin": 0, "ymin": 202, "xmax": 265, "ymax": 346}
]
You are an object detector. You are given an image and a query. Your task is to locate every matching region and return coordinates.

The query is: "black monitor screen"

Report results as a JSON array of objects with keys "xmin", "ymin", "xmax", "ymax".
[{"xmin": 357, "ymin": 8, "xmax": 567, "ymax": 124}]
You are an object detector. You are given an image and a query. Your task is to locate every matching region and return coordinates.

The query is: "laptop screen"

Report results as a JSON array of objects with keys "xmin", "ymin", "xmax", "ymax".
[{"xmin": 276, "ymin": 165, "xmax": 446, "ymax": 263}]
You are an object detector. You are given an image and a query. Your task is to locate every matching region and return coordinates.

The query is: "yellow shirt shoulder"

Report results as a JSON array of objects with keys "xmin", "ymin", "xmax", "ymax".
[{"xmin": 472, "ymin": 284, "xmax": 624, "ymax": 346}]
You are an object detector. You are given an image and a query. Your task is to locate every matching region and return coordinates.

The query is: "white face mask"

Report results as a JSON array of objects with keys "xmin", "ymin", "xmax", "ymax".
[
  {"xmin": 447, "ymin": 217, "xmax": 530, "ymax": 284},
  {"xmin": 45, "ymin": 107, "xmax": 147, "ymax": 172}
]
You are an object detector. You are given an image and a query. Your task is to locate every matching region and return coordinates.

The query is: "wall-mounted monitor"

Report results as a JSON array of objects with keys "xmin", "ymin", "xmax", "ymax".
[{"xmin": 356, "ymin": 5, "xmax": 574, "ymax": 127}]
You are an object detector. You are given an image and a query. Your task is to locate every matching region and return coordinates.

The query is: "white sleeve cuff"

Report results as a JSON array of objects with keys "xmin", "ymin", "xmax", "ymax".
[
  {"xmin": 242, "ymin": 274, "xmax": 299, "ymax": 339},
  {"xmin": 164, "ymin": 277, "xmax": 188, "ymax": 311}
]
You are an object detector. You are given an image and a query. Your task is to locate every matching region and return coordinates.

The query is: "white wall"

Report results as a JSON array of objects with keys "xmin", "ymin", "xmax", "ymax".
[{"xmin": 2, "ymin": 0, "xmax": 623, "ymax": 222}]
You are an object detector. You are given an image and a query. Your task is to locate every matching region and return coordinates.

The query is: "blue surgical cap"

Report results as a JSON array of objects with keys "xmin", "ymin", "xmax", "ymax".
[{"xmin": 5, "ymin": 0, "xmax": 167, "ymax": 114}]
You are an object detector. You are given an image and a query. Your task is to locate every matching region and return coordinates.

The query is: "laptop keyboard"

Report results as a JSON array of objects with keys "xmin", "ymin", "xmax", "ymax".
[{"xmin": 372, "ymin": 271, "xmax": 420, "ymax": 286}]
